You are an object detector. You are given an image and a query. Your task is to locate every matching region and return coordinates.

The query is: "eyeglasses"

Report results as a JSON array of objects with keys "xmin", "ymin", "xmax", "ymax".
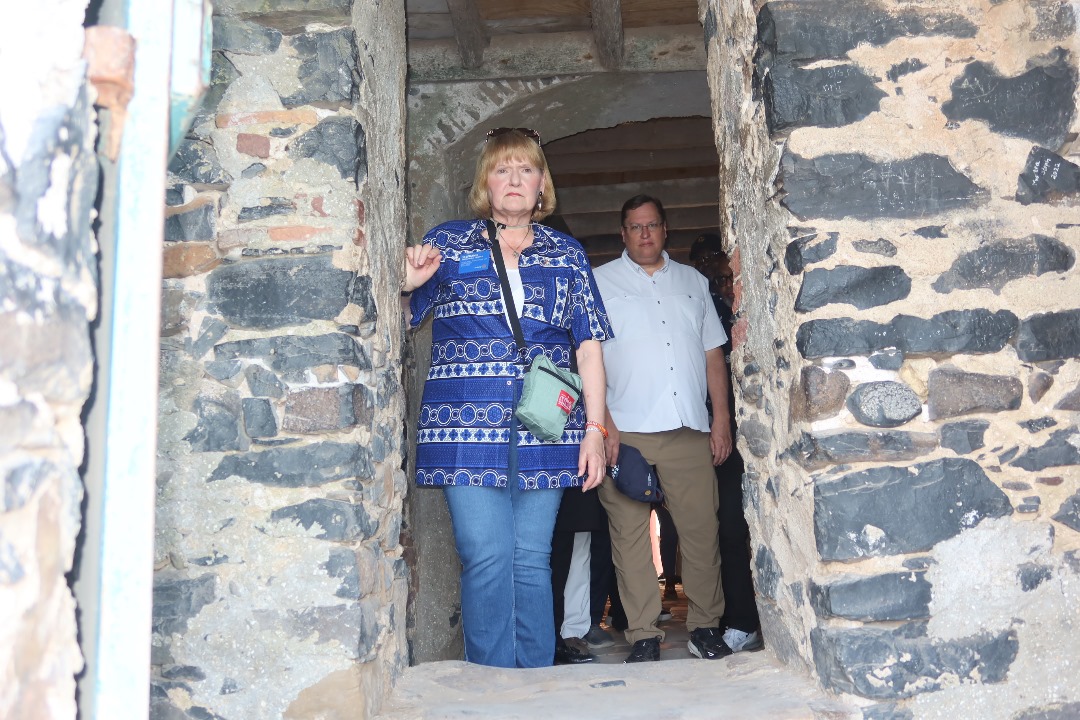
[
  {"xmin": 486, "ymin": 127, "xmax": 541, "ymax": 146},
  {"xmin": 624, "ymin": 221, "xmax": 664, "ymax": 235}
]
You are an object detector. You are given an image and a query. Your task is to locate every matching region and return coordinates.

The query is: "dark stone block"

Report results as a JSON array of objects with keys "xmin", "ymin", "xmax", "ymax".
[
  {"xmin": 914, "ymin": 225, "xmax": 947, "ymax": 238},
  {"xmin": 1015, "ymin": 702, "xmax": 1080, "ymax": 720},
  {"xmin": 1018, "ymin": 563, "xmax": 1052, "ymax": 591},
  {"xmin": 869, "ymin": 349, "xmax": 904, "ymax": 370},
  {"xmin": 215, "ymin": 333, "xmax": 371, "ymax": 375},
  {"xmin": 863, "ymin": 703, "xmax": 914, "ymax": 720},
  {"xmin": 241, "ymin": 397, "xmax": 276, "ymax": 438},
  {"xmin": 812, "ymin": 624, "xmax": 1018, "ymax": 699},
  {"xmin": 815, "ymin": 458, "xmax": 1012, "ymax": 560},
  {"xmin": 183, "ymin": 397, "xmax": 243, "ymax": 452},
  {"xmin": 852, "ymin": 238, "xmax": 897, "ymax": 257},
  {"xmin": 1020, "ymin": 417, "xmax": 1057, "ymax": 433},
  {"xmin": 932, "ymin": 234, "xmax": 1074, "ymax": 293},
  {"xmin": 288, "ymin": 116, "xmax": 366, "ymax": 183},
  {"xmin": 221, "ymin": 678, "xmax": 240, "ymax": 695},
  {"xmin": 207, "ymin": 256, "xmax": 353, "ymax": 329},
  {"xmin": 353, "ymin": 383, "xmax": 375, "ymax": 431},
  {"xmin": 349, "ymin": 275, "xmax": 378, "ymax": 324},
  {"xmin": 784, "ymin": 232, "xmax": 837, "ymax": 274},
  {"xmin": 240, "ymin": 163, "xmax": 266, "ymax": 179},
  {"xmin": 209, "ymin": 441, "xmax": 373, "ymax": 486},
  {"xmin": 1017, "ymin": 309, "xmax": 1080, "ymax": 361},
  {"xmin": 1057, "ymin": 492, "xmax": 1080, "ymax": 532},
  {"xmin": 810, "ymin": 571, "xmax": 931, "ymax": 621},
  {"xmin": 244, "ymin": 365, "xmax": 285, "ymax": 398},
  {"xmin": 903, "ymin": 557, "xmax": 935, "ymax": 571},
  {"xmin": 198, "ymin": 52, "xmax": 241, "ymax": 118},
  {"xmin": 754, "ymin": 545, "xmax": 781, "ymax": 600},
  {"xmin": 161, "ymin": 665, "xmax": 206, "ymax": 681},
  {"xmin": 756, "ymin": 1, "xmax": 977, "ymax": 62},
  {"xmin": 191, "ymin": 317, "xmax": 229, "ymax": 360},
  {"xmin": 204, "ymin": 359, "xmax": 242, "ymax": 381},
  {"xmin": 940, "ymin": 419, "xmax": 990, "ymax": 455},
  {"xmin": 1017, "ymin": 146, "xmax": 1080, "ymax": 205},
  {"xmin": 165, "ymin": 186, "xmax": 185, "ymax": 206},
  {"xmin": 168, "ymin": 139, "xmax": 230, "ymax": 185},
  {"xmin": 1013, "ymin": 428, "xmax": 1080, "ymax": 471},
  {"xmin": 237, "ymin": 197, "xmax": 295, "ymax": 223},
  {"xmin": 794, "ymin": 430, "xmax": 937, "ymax": 470},
  {"xmin": 1056, "ymin": 384, "xmax": 1080, "ymax": 410},
  {"xmin": 794, "ymin": 365, "xmax": 849, "ymax": 422},
  {"xmin": 738, "ymin": 416, "xmax": 772, "ymax": 457},
  {"xmin": 211, "ymin": 16, "xmax": 282, "ymax": 53},
  {"xmin": 272, "ymin": 498, "xmax": 376, "ymax": 545},
  {"xmin": 281, "ymin": 29, "xmax": 358, "ymax": 107},
  {"xmin": 270, "ymin": 126, "xmax": 297, "ymax": 138},
  {"xmin": 324, "ymin": 547, "xmax": 361, "ymax": 599},
  {"xmin": 1032, "ymin": 1, "xmax": 1077, "ymax": 41},
  {"xmin": 152, "ymin": 573, "xmax": 216, "ymax": 636},
  {"xmin": 797, "ymin": 309, "xmax": 1019, "ymax": 359},
  {"xmin": 847, "ymin": 381, "xmax": 922, "ymax": 428},
  {"xmin": 282, "ymin": 385, "xmax": 357, "ymax": 434},
  {"xmin": 927, "ymin": 367, "xmax": 1023, "ymax": 420},
  {"xmin": 1029, "ymin": 372, "xmax": 1054, "ymax": 402},
  {"xmin": 942, "ymin": 50, "xmax": 1077, "ymax": 147},
  {"xmin": 998, "ymin": 446, "xmax": 1020, "ymax": 463},
  {"xmin": 3, "ymin": 458, "xmax": 54, "ymax": 513},
  {"xmin": 887, "ymin": 59, "xmax": 927, "ymax": 82},
  {"xmin": 781, "ymin": 152, "xmax": 981, "ymax": 221},
  {"xmin": 764, "ymin": 62, "xmax": 886, "ymax": 132},
  {"xmin": 265, "ymin": 603, "xmax": 372, "ymax": 660},
  {"xmin": 164, "ymin": 202, "xmax": 215, "ymax": 242},
  {"xmin": 797, "ymin": 265, "xmax": 910, "ymax": 312}
]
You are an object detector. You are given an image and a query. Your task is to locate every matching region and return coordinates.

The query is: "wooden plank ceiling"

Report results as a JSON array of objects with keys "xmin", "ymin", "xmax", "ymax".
[{"xmin": 406, "ymin": 0, "xmax": 718, "ymax": 262}]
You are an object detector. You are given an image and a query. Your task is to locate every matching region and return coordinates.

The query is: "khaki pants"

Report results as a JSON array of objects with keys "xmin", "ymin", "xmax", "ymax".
[{"xmin": 598, "ymin": 427, "xmax": 725, "ymax": 643}]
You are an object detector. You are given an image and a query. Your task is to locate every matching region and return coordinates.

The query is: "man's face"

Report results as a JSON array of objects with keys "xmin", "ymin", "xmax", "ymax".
[
  {"xmin": 621, "ymin": 203, "xmax": 667, "ymax": 268},
  {"xmin": 693, "ymin": 251, "xmax": 735, "ymax": 304}
]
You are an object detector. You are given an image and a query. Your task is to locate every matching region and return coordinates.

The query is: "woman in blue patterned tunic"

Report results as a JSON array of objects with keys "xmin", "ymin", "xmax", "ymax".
[{"xmin": 402, "ymin": 128, "xmax": 613, "ymax": 668}]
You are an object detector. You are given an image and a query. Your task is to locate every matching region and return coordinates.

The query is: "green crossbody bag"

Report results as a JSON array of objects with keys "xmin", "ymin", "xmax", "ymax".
[{"xmin": 487, "ymin": 220, "xmax": 582, "ymax": 442}]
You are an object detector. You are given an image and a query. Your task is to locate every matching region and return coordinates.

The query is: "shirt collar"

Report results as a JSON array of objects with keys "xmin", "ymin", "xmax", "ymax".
[{"xmin": 621, "ymin": 249, "xmax": 670, "ymax": 277}]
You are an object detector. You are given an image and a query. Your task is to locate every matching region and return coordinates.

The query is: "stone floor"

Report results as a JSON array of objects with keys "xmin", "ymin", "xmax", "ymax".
[{"xmin": 376, "ymin": 584, "xmax": 860, "ymax": 719}]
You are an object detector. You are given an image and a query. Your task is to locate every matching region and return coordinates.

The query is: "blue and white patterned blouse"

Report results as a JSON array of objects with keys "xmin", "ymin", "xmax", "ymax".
[{"xmin": 410, "ymin": 219, "xmax": 613, "ymax": 489}]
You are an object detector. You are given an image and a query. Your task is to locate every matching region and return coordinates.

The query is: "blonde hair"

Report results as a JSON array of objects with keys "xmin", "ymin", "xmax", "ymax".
[{"xmin": 468, "ymin": 130, "xmax": 556, "ymax": 221}]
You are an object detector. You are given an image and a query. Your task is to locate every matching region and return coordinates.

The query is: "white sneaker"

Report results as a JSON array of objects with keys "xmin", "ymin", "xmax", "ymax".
[
  {"xmin": 657, "ymin": 610, "xmax": 673, "ymax": 622},
  {"xmin": 722, "ymin": 627, "xmax": 763, "ymax": 652}
]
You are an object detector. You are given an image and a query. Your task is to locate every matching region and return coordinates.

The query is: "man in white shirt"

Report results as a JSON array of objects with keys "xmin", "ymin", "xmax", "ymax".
[{"xmin": 594, "ymin": 194, "xmax": 733, "ymax": 663}]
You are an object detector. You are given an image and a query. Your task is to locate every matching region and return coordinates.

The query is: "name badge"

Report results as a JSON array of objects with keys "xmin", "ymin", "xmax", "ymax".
[{"xmin": 459, "ymin": 250, "xmax": 490, "ymax": 274}]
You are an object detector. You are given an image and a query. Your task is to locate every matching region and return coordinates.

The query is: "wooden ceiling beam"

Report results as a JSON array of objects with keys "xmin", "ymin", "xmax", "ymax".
[
  {"xmin": 554, "ymin": 165, "xmax": 719, "ymax": 188},
  {"xmin": 562, "ymin": 204, "xmax": 720, "ymax": 238},
  {"xmin": 547, "ymin": 146, "xmax": 716, "ymax": 175},
  {"xmin": 556, "ymin": 176, "xmax": 719, "ymax": 215},
  {"xmin": 590, "ymin": 0, "xmax": 623, "ymax": 70},
  {"xmin": 446, "ymin": 0, "xmax": 489, "ymax": 69},
  {"xmin": 408, "ymin": 24, "xmax": 705, "ymax": 82}
]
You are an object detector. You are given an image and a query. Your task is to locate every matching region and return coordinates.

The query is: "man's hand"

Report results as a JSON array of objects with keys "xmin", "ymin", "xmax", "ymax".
[
  {"xmin": 710, "ymin": 418, "xmax": 732, "ymax": 466},
  {"xmin": 578, "ymin": 431, "xmax": 606, "ymax": 491}
]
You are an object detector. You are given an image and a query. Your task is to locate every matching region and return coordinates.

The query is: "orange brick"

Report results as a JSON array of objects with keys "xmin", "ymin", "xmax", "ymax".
[
  {"xmin": 268, "ymin": 225, "xmax": 330, "ymax": 242},
  {"xmin": 216, "ymin": 109, "xmax": 318, "ymax": 128},
  {"xmin": 163, "ymin": 243, "xmax": 220, "ymax": 278},
  {"xmin": 311, "ymin": 197, "xmax": 329, "ymax": 217},
  {"xmin": 236, "ymin": 133, "xmax": 270, "ymax": 158},
  {"xmin": 732, "ymin": 316, "xmax": 748, "ymax": 351}
]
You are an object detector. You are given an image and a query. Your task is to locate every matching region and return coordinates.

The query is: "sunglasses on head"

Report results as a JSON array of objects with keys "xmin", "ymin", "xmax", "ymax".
[{"xmin": 486, "ymin": 127, "xmax": 541, "ymax": 146}]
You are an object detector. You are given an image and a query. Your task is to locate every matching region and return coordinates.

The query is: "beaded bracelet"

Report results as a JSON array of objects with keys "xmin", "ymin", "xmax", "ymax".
[{"xmin": 584, "ymin": 421, "xmax": 609, "ymax": 439}]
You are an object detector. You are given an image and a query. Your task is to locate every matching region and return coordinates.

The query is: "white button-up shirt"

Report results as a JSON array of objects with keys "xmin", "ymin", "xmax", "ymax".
[{"xmin": 594, "ymin": 250, "xmax": 727, "ymax": 434}]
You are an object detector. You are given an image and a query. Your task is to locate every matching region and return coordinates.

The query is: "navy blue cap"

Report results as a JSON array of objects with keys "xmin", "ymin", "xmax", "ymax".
[{"xmin": 608, "ymin": 444, "xmax": 663, "ymax": 503}]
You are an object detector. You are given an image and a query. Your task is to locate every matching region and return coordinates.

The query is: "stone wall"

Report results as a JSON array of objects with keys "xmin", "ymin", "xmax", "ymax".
[
  {"xmin": 0, "ymin": 1, "xmax": 96, "ymax": 717},
  {"xmin": 706, "ymin": 0, "xmax": 1080, "ymax": 717},
  {"xmin": 153, "ymin": 1, "xmax": 409, "ymax": 718}
]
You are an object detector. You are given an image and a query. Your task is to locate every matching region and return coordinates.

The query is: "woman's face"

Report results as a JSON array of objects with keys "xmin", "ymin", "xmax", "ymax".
[{"xmin": 486, "ymin": 154, "xmax": 543, "ymax": 220}]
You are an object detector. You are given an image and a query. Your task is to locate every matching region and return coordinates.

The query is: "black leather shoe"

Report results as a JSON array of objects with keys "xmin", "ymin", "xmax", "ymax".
[
  {"xmin": 623, "ymin": 636, "xmax": 661, "ymax": 663},
  {"xmin": 688, "ymin": 627, "xmax": 733, "ymax": 660},
  {"xmin": 555, "ymin": 637, "xmax": 596, "ymax": 665}
]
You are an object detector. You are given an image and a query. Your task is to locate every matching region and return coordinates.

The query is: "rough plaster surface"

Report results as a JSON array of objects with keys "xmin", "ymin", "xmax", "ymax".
[{"xmin": 0, "ymin": 1, "xmax": 96, "ymax": 718}]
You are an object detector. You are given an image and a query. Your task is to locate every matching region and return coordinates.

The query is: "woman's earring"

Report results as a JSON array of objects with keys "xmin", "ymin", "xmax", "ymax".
[{"xmin": 536, "ymin": 191, "xmax": 543, "ymax": 212}]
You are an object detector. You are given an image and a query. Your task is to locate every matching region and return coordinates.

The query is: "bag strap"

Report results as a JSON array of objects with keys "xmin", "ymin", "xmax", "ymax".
[{"xmin": 487, "ymin": 219, "xmax": 528, "ymax": 361}]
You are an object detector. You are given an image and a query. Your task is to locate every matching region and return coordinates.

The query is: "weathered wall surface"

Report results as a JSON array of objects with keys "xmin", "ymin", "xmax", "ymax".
[
  {"xmin": 0, "ymin": 1, "xmax": 96, "ymax": 718},
  {"xmin": 706, "ymin": 0, "xmax": 1080, "ymax": 717},
  {"xmin": 153, "ymin": 1, "xmax": 409, "ymax": 718}
]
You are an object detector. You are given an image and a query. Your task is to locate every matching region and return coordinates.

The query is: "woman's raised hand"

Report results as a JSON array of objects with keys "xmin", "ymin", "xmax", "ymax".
[{"xmin": 403, "ymin": 244, "xmax": 442, "ymax": 293}]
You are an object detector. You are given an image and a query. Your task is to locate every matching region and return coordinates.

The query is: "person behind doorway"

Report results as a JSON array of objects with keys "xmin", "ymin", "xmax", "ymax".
[
  {"xmin": 689, "ymin": 233, "xmax": 763, "ymax": 653},
  {"xmin": 402, "ymin": 128, "xmax": 613, "ymax": 668},
  {"xmin": 593, "ymin": 194, "xmax": 733, "ymax": 663}
]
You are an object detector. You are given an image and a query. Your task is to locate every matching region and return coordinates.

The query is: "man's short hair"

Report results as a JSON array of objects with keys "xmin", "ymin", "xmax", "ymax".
[
  {"xmin": 689, "ymin": 233, "xmax": 723, "ymax": 261},
  {"xmin": 620, "ymin": 194, "xmax": 666, "ymax": 227}
]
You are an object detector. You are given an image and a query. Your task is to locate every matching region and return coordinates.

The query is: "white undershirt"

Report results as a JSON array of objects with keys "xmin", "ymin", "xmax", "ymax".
[{"xmin": 501, "ymin": 266, "xmax": 526, "ymax": 329}]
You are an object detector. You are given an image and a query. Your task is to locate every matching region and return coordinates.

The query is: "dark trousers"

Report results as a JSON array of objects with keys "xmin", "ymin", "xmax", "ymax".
[
  {"xmin": 654, "ymin": 504, "xmax": 679, "ymax": 581},
  {"xmin": 551, "ymin": 514, "xmax": 619, "ymax": 634},
  {"xmin": 717, "ymin": 449, "xmax": 760, "ymax": 632}
]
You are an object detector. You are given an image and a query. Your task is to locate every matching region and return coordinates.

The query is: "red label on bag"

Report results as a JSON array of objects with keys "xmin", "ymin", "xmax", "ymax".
[{"xmin": 556, "ymin": 390, "xmax": 574, "ymax": 413}]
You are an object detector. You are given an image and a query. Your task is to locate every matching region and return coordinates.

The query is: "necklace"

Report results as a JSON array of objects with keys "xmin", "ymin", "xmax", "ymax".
[{"xmin": 495, "ymin": 221, "xmax": 532, "ymax": 258}]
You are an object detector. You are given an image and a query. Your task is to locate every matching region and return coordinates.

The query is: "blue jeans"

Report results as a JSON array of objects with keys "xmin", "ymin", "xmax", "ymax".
[{"xmin": 444, "ymin": 482, "xmax": 564, "ymax": 667}]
